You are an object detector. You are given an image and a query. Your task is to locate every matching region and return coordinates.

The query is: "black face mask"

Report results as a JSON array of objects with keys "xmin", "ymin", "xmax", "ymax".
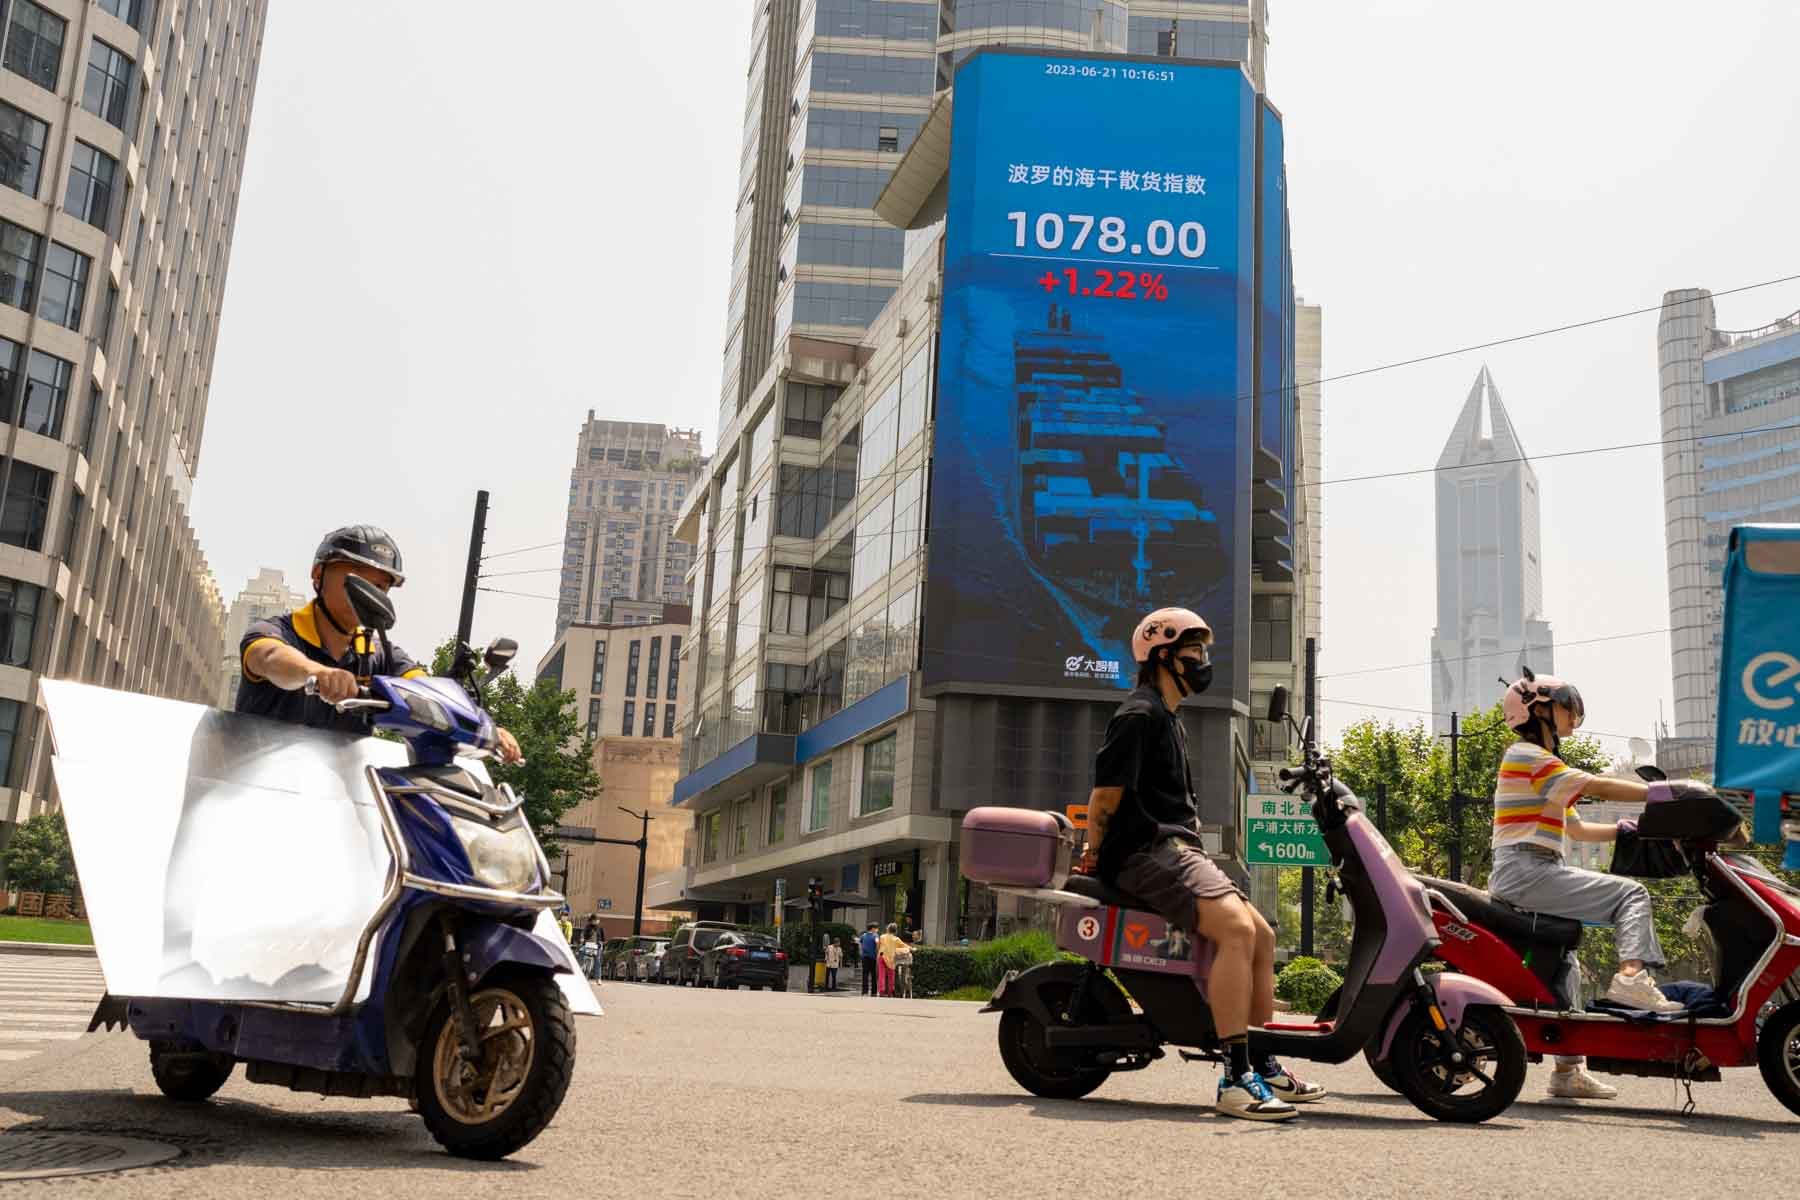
[{"xmin": 1173, "ymin": 655, "xmax": 1214, "ymax": 696}]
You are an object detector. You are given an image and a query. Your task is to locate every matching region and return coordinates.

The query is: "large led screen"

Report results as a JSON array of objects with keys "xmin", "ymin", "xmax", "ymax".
[{"xmin": 923, "ymin": 51, "xmax": 1259, "ymax": 696}]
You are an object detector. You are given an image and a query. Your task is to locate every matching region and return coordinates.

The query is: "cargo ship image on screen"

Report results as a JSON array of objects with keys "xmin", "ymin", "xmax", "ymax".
[{"xmin": 1014, "ymin": 304, "xmax": 1224, "ymax": 635}]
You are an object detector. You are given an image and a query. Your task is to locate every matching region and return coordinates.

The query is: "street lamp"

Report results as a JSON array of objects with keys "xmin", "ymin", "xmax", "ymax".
[{"xmin": 618, "ymin": 807, "xmax": 654, "ymax": 936}]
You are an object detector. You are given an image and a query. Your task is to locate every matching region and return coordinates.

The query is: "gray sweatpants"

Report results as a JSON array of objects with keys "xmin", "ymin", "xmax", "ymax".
[
  {"xmin": 1489, "ymin": 844, "xmax": 1663, "ymax": 968},
  {"xmin": 1491, "ymin": 844, "xmax": 1664, "ymax": 1070}
]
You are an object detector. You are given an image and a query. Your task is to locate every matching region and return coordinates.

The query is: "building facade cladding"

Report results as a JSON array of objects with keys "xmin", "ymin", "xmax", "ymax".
[
  {"xmin": 1427, "ymin": 366, "xmax": 1555, "ymax": 734},
  {"xmin": 0, "ymin": 1, "xmax": 265, "ymax": 839},
  {"xmin": 675, "ymin": 8, "xmax": 1281, "ymax": 941},
  {"xmin": 554, "ymin": 416, "xmax": 707, "ymax": 639},
  {"xmin": 534, "ymin": 603, "xmax": 695, "ymax": 937},
  {"xmin": 219, "ymin": 565, "xmax": 302, "ymax": 705},
  {"xmin": 1658, "ymin": 290, "xmax": 1800, "ymax": 739}
]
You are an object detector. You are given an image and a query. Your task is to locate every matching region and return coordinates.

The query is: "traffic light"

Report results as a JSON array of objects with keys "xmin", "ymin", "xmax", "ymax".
[{"xmin": 807, "ymin": 877, "xmax": 823, "ymax": 903}]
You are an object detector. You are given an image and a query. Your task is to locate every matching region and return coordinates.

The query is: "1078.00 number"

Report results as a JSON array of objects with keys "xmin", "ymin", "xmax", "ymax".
[{"xmin": 1006, "ymin": 211, "xmax": 1206, "ymax": 258}]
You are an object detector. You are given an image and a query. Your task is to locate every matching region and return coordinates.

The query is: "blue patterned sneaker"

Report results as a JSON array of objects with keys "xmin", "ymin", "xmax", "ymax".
[
  {"xmin": 1216, "ymin": 1070, "xmax": 1297, "ymax": 1121},
  {"xmin": 1262, "ymin": 1065, "xmax": 1328, "ymax": 1103}
]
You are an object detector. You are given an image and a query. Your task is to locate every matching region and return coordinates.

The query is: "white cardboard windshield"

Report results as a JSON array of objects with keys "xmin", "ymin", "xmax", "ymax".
[{"xmin": 41, "ymin": 680, "xmax": 599, "ymax": 1017}]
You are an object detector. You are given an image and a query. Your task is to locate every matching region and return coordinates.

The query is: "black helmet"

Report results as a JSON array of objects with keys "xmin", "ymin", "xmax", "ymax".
[{"xmin": 313, "ymin": 525, "xmax": 405, "ymax": 586}]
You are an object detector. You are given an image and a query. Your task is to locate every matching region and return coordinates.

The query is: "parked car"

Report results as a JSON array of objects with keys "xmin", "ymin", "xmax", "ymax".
[
  {"xmin": 598, "ymin": 938, "xmax": 631, "ymax": 981},
  {"xmin": 659, "ymin": 921, "xmax": 739, "ymax": 985},
  {"xmin": 699, "ymin": 931, "xmax": 788, "ymax": 991},
  {"xmin": 637, "ymin": 938, "xmax": 669, "ymax": 982},
  {"xmin": 602, "ymin": 936, "xmax": 668, "ymax": 981}
]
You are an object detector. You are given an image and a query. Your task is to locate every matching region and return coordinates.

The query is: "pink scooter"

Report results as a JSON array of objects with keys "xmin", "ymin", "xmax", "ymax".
[{"xmin": 961, "ymin": 686, "xmax": 1527, "ymax": 1122}]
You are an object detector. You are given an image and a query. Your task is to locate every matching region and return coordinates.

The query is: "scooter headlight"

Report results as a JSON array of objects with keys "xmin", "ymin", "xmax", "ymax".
[{"xmin": 446, "ymin": 812, "xmax": 539, "ymax": 893}]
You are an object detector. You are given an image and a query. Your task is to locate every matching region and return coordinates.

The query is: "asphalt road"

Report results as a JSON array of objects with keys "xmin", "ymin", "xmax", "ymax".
[{"xmin": 0, "ymin": 976, "xmax": 1794, "ymax": 1197}]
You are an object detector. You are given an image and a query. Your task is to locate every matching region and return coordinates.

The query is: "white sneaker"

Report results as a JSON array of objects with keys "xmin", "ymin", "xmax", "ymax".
[
  {"xmin": 1546, "ymin": 1067, "xmax": 1618, "ymax": 1100},
  {"xmin": 1216, "ymin": 1071, "xmax": 1297, "ymax": 1122},
  {"xmin": 1603, "ymin": 970, "xmax": 1685, "ymax": 1014}
]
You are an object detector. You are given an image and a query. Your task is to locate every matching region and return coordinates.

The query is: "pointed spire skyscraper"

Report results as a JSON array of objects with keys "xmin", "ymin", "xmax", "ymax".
[{"xmin": 1429, "ymin": 367, "xmax": 1556, "ymax": 732}]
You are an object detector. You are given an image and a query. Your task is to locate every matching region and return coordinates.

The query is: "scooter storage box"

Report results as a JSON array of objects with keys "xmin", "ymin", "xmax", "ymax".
[{"xmin": 961, "ymin": 807, "xmax": 1074, "ymax": 889}]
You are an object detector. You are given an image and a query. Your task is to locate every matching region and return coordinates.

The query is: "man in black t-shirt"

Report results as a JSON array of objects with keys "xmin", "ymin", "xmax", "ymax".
[{"xmin": 1080, "ymin": 607, "xmax": 1324, "ymax": 1122}]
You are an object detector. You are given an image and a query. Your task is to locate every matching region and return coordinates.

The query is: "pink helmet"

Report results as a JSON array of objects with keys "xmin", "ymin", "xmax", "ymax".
[
  {"xmin": 1131, "ymin": 607, "xmax": 1213, "ymax": 664},
  {"xmin": 1501, "ymin": 669, "xmax": 1584, "ymax": 731}
]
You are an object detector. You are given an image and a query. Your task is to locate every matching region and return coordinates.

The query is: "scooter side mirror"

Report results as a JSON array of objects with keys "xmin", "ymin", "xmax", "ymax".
[
  {"xmin": 1267, "ymin": 686, "xmax": 1290, "ymax": 726},
  {"xmin": 343, "ymin": 576, "xmax": 396, "ymax": 632},
  {"xmin": 484, "ymin": 637, "xmax": 519, "ymax": 675},
  {"xmin": 1635, "ymin": 765, "xmax": 1668, "ymax": 783}
]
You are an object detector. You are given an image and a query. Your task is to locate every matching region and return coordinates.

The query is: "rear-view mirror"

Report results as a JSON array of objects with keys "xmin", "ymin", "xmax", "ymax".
[
  {"xmin": 344, "ymin": 576, "xmax": 396, "ymax": 632},
  {"xmin": 484, "ymin": 637, "xmax": 519, "ymax": 674},
  {"xmin": 1636, "ymin": 765, "xmax": 1668, "ymax": 783},
  {"xmin": 1267, "ymin": 686, "xmax": 1289, "ymax": 725}
]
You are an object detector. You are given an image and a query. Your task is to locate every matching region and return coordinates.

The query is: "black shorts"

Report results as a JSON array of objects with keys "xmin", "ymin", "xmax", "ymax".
[{"xmin": 1113, "ymin": 838, "xmax": 1246, "ymax": 933}]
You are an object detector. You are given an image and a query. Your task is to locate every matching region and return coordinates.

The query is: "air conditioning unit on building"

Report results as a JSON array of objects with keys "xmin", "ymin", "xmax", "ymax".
[
  {"xmin": 897, "ymin": 317, "xmax": 910, "ymax": 337},
  {"xmin": 925, "ymin": 281, "xmax": 939, "ymax": 302}
]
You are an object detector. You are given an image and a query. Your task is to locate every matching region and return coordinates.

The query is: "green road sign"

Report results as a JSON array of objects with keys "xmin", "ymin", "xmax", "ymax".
[{"xmin": 1245, "ymin": 815, "xmax": 1328, "ymax": 867}]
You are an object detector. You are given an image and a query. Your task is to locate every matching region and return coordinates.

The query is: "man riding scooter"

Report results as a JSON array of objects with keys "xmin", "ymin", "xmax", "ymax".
[{"xmin": 1078, "ymin": 607, "xmax": 1326, "ymax": 1121}]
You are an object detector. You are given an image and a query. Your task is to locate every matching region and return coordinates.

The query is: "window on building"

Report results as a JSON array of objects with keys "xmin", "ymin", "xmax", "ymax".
[
  {"xmin": 1250, "ymin": 690, "xmax": 1281, "ymax": 759},
  {"xmin": 58, "ymin": 487, "xmax": 81, "ymax": 558},
  {"xmin": 646, "ymin": 636, "xmax": 662, "ymax": 698},
  {"xmin": 858, "ymin": 732, "xmax": 897, "ymax": 816},
  {"xmin": 625, "ymin": 640, "xmax": 640, "ymax": 696},
  {"xmin": 36, "ymin": 242, "xmax": 89, "ymax": 331},
  {"xmin": 589, "ymin": 641, "xmax": 605, "ymax": 692},
  {"xmin": 0, "ymin": 461, "xmax": 53, "ymax": 550},
  {"xmin": 20, "ymin": 350, "xmax": 71, "ymax": 439},
  {"xmin": 776, "ymin": 427, "xmax": 860, "ymax": 538},
  {"xmin": 643, "ymin": 702, "xmax": 656, "ymax": 737},
  {"xmin": 761, "ymin": 661, "xmax": 806, "ymax": 735},
  {"xmin": 0, "ymin": 219, "xmax": 41, "ymax": 314},
  {"xmin": 1251, "ymin": 594, "xmax": 1293, "ymax": 662},
  {"xmin": 734, "ymin": 796, "xmax": 752, "ymax": 855},
  {"xmin": 767, "ymin": 782, "xmax": 787, "ymax": 844},
  {"xmin": 65, "ymin": 142, "xmax": 117, "ymax": 231},
  {"xmin": 620, "ymin": 700, "xmax": 635, "ymax": 737},
  {"xmin": 666, "ymin": 634, "xmax": 681, "ymax": 700},
  {"xmin": 82, "ymin": 39, "xmax": 133, "ymax": 128},
  {"xmin": 586, "ymin": 698, "xmax": 600, "ymax": 740},
  {"xmin": 877, "ymin": 125, "xmax": 900, "ymax": 152},
  {"xmin": 0, "ymin": 100, "xmax": 47, "ymax": 198},
  {"xmin": 98, "ymin": 0, "xmax": 144, "ymax": 30},
  {"xmin": 805, "ymin": 760, "xmax": 832, "ymax": 834},
  {"xmin": 3, "ymin": 1, "xmax": 65, "ymax": 92},
  {"xmin": 702, "ymin": 807, "xmax": 721, "ymax": 864},
  {"xmin": 662, "ymin": 704, "xmax": 675, "ymax": 738},
  {"xmin": 0, "ymin": 698, "xmax": 19, "ymax": 787},
  {"xmin": 0, "ymin": 577, "xmax": 41, "ymax": 667}
]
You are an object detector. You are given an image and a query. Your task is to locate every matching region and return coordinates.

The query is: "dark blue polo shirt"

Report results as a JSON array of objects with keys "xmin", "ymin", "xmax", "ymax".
[{"xmin": 236, "ymin": 602, "xmax": 423, "ymax": 734}]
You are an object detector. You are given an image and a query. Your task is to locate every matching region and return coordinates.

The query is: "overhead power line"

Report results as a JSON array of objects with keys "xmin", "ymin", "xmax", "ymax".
[
  {"xmin": 1321, "ymin": 628, "xmax": 1672, "ymax": 680},
  {"xmin": 479, "ymin": 567, "xmax": 564, "ymax": 580},
  {"xmin": 478, "ymin": 586, "xmax": 562, "ymax": 602},
  {"xmin": 1319, "ymin": 695, "xmax": 1646, "ymax": 744},
  {"xmin": 481, "ymin": 540, "xmax": 562, "ymax": 563}
]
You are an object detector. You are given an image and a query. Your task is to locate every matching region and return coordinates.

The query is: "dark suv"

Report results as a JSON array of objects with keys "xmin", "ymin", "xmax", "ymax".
[
  {"xmin": 660, "ymin": 921, "xmax": 739, "ymax": 986},
  {"xmin": 700, "ymin": 931, "xmax": 788, "ymax": 990}
]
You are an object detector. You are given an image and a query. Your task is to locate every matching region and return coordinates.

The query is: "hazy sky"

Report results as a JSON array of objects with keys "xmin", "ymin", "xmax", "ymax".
[{"xmin": 193, "ymin": 2, "xmax": 1800, "ymax": 757}]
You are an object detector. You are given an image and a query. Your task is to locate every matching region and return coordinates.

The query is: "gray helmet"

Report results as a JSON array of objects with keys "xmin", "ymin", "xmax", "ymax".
[{"xmin": 314, "ymin": 525, "xmax": 405, "ymax": 586}]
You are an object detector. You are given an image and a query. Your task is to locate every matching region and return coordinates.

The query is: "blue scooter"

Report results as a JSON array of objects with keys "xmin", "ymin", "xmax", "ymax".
[{"xmin": 93, "ymin": 578, "xmax": 580, "ymax": 1160}]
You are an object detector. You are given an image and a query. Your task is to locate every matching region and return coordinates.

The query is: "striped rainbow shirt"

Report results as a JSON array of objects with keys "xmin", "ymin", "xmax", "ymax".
[{"xmin": 1491, "ymin": 741, "xmax": 1594, "ymax": 857}]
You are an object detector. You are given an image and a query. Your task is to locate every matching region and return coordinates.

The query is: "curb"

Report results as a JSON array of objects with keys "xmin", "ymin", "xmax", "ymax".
[{"xmin": 0, "ymin": 941, "xmax": 98, "ymax": 958}]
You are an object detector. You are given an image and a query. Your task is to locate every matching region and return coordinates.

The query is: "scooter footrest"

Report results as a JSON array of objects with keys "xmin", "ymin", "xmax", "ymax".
[{"xmin": 1261, "ymin": 1020, "xmax": 1334, "ymax": 1032}]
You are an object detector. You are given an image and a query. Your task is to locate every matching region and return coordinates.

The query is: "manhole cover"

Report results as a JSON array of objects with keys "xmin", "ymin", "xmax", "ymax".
[{"xmin": 0, "ymin": 1132, "xmax": 179, "ymax": 1181}]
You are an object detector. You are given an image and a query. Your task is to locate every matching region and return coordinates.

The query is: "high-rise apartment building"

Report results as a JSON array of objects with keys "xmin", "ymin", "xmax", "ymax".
[
  {"xmin": 1429, "ymin": 366, "xmax": 1555, "ymax": 731},
  {"xmin": 555, "ymin": 417, "xmax": 706, "ymax": 639},
  {"xmin": 219, "ymin": 566, "xmax": 302, "ymax": 705},
  {"xmin": 1658, "ymin": 290, "xmax": 1800, "ymax": 740},
  {"xmin": 1, "ymin": 1, "xmax": 266, "ymax": 843},
  {"xmin": 535, "ymin": 599, "xmax": 693, "ymax": 939},
  {"xmin": 657, "ymin": 2, "xmax": 1309, "ymax": 941},
  {"xmin": 717, "ymin": 0, "xmax": 1269, "ymax": 437}
]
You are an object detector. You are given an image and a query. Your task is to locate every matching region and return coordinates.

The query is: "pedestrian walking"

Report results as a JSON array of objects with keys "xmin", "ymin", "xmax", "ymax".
[
  {"xmin": 824, "ymin": 938, "xmax": 842, "ymax": 990},
  {"xmin": 859, "ymin": 923, "xmax": 879, "ymax": 996},
  {"xmin": 877, "ymin": 923, "xmax": 908, "ymax": 997}
]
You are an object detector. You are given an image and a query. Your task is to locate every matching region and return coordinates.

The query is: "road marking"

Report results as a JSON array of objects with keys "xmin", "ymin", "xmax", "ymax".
[{"xmin": 0, "ymin": 1030, "xmax": 85, "ymax": 1041}]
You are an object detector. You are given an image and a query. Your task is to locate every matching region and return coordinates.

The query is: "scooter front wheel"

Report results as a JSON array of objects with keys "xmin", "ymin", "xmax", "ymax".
[
  {"xmin": 1361, "ymin": 1044, "xmax": 1401, "ymax": 1093},
  {"xmin": 416, "ymin": 969, "xmax": 576, "ymax": 1160},
  {"xmin": 1389, "ymin": 1004, "xmax": 1525, "ymax": 1123}
]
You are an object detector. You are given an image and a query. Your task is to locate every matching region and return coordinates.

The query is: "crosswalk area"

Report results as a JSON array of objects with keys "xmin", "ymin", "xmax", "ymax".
[{"xmin": 0, "ymin": 951, "xmax": 107, "ymax": 1063}]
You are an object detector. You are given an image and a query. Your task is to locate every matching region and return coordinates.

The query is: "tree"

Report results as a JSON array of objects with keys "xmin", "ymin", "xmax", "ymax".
[
  {"xmin": 428, "ymin": 639, "xmax": 600, "ymax": 856},
  {"xmin": 1, "ymin": 810, "xmax": 77, "ymax": 895}
]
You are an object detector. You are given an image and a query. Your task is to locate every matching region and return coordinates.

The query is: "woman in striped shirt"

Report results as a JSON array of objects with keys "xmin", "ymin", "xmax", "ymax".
[{"xmin": 1488, "ymin": 671, "xmax": 1681, "ymax": 1100}]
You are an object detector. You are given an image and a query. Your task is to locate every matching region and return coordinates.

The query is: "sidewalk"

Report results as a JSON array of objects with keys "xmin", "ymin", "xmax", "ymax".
[{"xmin": 0, "ymin": 941, "xmax": 98, "ymax": 958}]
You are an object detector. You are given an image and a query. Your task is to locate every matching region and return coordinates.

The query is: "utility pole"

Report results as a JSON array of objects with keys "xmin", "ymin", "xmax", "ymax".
[
  {"xmin": 1300, "ymin": 637, "xmax": 1317, "ymax": 959},
  {"xmin": 1440, "ymin": 711, "xmax": 1463, "ymax": 882},
  {"xmin": 455, "ymin": 490, "xmax": 490, "ymax": 652}
]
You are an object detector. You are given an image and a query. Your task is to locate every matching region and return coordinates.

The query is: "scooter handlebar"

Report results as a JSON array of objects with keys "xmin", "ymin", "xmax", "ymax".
[{"xmin": 302, "ymin": 675, "xmax": 389, "ymax": 714}]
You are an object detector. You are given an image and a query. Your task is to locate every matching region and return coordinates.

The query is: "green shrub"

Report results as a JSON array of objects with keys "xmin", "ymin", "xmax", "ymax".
[
  {"xmin": 1275, "ymin": 956, "xmax": 1342, "ymax": 1015},
  {"xmin": 911, "ymin": 946, "xmax": 976, "ymax": 997},
  {"xmin": 932, "ymin": 984, "xmax": 994, "ymax": 1002},
  {"xmin": 908, "ymin": 930, "xmax": 1074, "ymax": 997}
]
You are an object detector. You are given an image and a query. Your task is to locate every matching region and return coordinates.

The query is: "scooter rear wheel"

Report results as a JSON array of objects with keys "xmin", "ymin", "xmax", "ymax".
[
  {"xmin": 1757, "ymin": 999, "xmax": 1800, "ymax": 1118},
  {"xmin": 1389, "ymin": 1004, "xmax": 1525, "ymax": 1123},
  {"xmin": 415, "ymin": 969, "xmax": 576, "ymax": 1160},
  {"xmin": 997, "ymin": 980, "xmax": 1113, "ymax": 1101}
]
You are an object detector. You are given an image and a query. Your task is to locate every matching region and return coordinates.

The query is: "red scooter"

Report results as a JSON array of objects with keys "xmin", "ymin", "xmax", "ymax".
[{"xmin": 1365, "ymin": 774, "xmax": 1800, "ymax": 1115}]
